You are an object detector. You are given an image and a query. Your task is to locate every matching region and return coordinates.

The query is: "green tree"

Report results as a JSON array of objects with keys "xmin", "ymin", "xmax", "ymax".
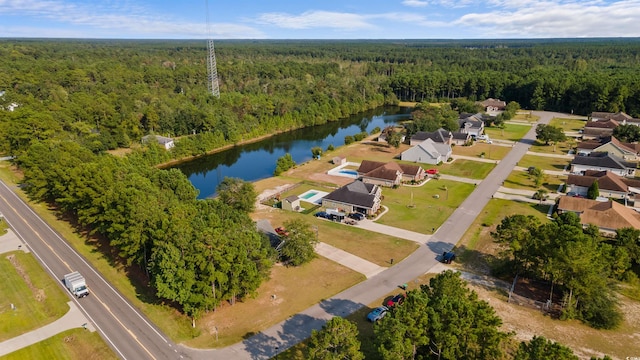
[
  {"xmin": 533, "ymin": 189, "xmax": 549, "ymax": 204},
  {"xmin": 307, "ymin": 317, "xmax": 364, "ymax": 360},
  {"xmin": 274, "ymin": 153, "xmax": 296, "ymax": 176},
  {"xmin": 311, "ymin": 146, "xmax": 323, "ymax": 158},
  {"xmin": 613, "ymin": 124, "xmax": 640, "ymax": 143},
  {"xmin": 280, "ymin": 218, "xmax": 318, "ymax": 266},
  {"xmin": 387, "ymin": 131, "xmax": 404, "ymax": 148},
  {"xmin": 535, "ymin": 124, "xmax": 566, "ymax": 149},
  {"xmin": 587, "ymin": 180, "xmax": 599, "ymax": 200},
  {"xmin": 344, "ymin": 135, "xmax": 354, "ymax": 145},
  {"xmin": 216, "ymin": 177, "xmax": 257, "ymax": 213},
  {"xmin": 514, "ymin": 336, "xmax": 578, "ymax": 360}
]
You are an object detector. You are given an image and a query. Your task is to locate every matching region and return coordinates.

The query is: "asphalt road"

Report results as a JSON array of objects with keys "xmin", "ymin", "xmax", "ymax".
[{"xmin": 0, "ymin": 181, "xmax": 189, "ymax": 360}]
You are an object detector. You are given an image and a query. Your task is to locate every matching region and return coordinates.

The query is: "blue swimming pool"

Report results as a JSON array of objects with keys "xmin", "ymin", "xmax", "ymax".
[
  {"xmin": 339, "ymin": 170, "xmax": 358, "ymax": 176},
  {"xmin": 301, "ymin": 191, "xmax": 318, "ymax": 199}
]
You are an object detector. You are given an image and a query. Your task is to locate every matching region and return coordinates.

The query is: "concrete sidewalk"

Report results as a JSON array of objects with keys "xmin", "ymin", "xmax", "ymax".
[
  {"xmin": 0, "ymin": 229, "xmax": 29, "ymax": 254},
  {"xmin": 355, "ymin": 220, "xmax": 432, "ymax": 244},
  {"xmin": 315, "ymin": 242, "xmax": 386, "ymax": 278},
  {"xmin": 0, "ymin": 301, "xmax": 94, "ymax": 357},
  {"xmin": 450, "ymin": 154, "xmax": 500, "ymax": 164}
]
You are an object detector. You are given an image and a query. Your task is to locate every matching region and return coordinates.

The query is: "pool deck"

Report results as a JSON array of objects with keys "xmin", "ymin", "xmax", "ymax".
[
  {"xmin": 326, "ymin": 161, "xmax": 360, "ymax": 179},
  {"xmin": 298, "ymin": 189, "xmax": 330, "ymax": 205}
]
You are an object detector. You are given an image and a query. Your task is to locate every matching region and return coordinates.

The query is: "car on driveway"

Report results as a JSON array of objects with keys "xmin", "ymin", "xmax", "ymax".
[
  {"xmin": 315, "ymin": 211, "xmax": 330, "ymax": 219},
  {"xmin": 386, "ymin": 294, "xmax": 405, "ymax": 308},
  {"xmin": 441, "ymin": 251, "xmax": 456, "ymax": 264},
  {"xmin": 367, "ymin": 306, "xmax": 388, "ymax": 322},
  {"xmin": 348, "ymin": 212, "xmax": 365, "ymax": 221},
  {"xmin": 426, "ymin": 168, "xmax": 439, "ymax": 175},
  {"xmin": 344, "ymin": 218, "xmax": 358, "ymax": 225}
]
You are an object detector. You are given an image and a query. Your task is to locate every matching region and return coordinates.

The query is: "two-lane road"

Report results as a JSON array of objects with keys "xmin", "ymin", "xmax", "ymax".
[{"xmin": 0, "ymin": 181, "xmax": 188, "ymax": 360}]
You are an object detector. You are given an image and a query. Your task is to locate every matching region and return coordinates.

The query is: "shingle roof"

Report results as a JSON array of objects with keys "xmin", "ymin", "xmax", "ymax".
[
  {"xmin": 567, "ymin": 170, "xmax": 628, "ymax": 192},
  {"xmin": 452, "ymin": 132, "xmax": 470, "ymax": 140},
  {"xmin": 323, "ymin": 180, "xmax": 378, "ymax": 209},
  {"xmin": 584, "ymin": 119, "xmax": 619, "ymax": 129},
  {"xmin": 458, "ymin": 113, "xmax": 484, "ymax": 130},
  {"xmin": 591, "ymin": 112, "xmax": 632, "ymax": 122},
  {"xmin": 411, "ymin": 128, "xmax": 451, "ymax": 144},
  {"xmin": 479, "ymin": 98, "xmax": 506, "ymax": 108},
  {"xmin": 577, "ymin": 136, "xmax": 639, "ymax": 154},
  {"xmin": 571, "ymin": 152, "xmax": 635, "ymax": 170},
  {"xmin": 557, "ymin": 196, "xmax": 640, "ymax": 230}
]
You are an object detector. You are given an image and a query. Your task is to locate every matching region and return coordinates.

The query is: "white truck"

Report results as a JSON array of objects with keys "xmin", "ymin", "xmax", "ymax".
[{"xmin": 64, "ymin": 271, "xmax": 89, "ymax": 298}]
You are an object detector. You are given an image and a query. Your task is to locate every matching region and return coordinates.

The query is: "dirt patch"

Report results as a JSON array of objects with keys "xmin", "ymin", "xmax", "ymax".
[{"xmin": 6, "ymin": 254, "xmax": 46, "ymax": 302}]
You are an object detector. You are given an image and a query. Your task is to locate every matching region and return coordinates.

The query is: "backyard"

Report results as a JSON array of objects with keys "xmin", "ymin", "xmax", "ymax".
[
  {"xmin": 376, "ymin": 179, "xmax": 476, "ymax": 233},
  {"xmin": 549, "ymin": 117, "xmax": 588, "ymax": 132},
  {"xmin": 503, "ymin": 169, "xmax": 566, "ymax": 192}
]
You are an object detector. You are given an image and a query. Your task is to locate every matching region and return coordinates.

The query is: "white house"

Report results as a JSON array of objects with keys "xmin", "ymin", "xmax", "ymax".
[
  {"xmin": 142, "ymin": 135, "xmax": 175, "ymax": 150},
  {"xmin": 401, "ymin": 138, "xmax": 452, "ymax": 165}
]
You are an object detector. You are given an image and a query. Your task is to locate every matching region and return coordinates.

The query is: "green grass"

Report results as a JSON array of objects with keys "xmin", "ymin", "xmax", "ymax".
[
  {"xmin": 376, "ymin": 180, "xmax": 475, "ymax": 233},
  {"xmin": 528, "ymin": 139, "xmax": 577, "ymax": 155},
  {"xmin": 512, "ymin": 112, "xmax": 539, "ymax": 123},
  {"xmin": 0, "ymin": 328, "xmax": 116, "ymax": 360},
  {"xmin": 452, "ymin": 143, "xmax": 511, "ymax": 160},
  {"xmin": 504, "ymin": 170, "xmax": 566, "ymax": 192},
  {"xmin": 438, "ymin": 159, "xmax": 495, "ymax": 179},
  {"xmin": 549, "ymin": 117, "xmax": 588, "ymax": 132},
  {"xmin": 0, "ymin": 219, "xmax": 8, "ymax": 235},
  {"xmin": 484, "ymin": 123, "xmax": 532, "ymax": 142},
  {"xmin": 518, "ymin": 154, "xmax": 571, "ymax": 172},
  {"xmin": 0, "ymin": 251, "xmax": 70, "ymax": 341}
]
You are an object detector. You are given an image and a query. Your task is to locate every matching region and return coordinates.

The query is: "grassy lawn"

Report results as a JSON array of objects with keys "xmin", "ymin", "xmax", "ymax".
[
  {"xmin": 484, "ymin": 123, "xmax": 532, "ymax": 142},
  {"xmin": 438, "ymin": 159, "xmax": 495, "ymax": 179},
  {"xmin": 549, "ymin": 117, "xmax": 588, "ymax": 132},
  {"xmin": 1, "ymin": 328, "xmax": 116, "ymax": 360},
  {"xmin": 376, "ymin": 180, "xmax": 475, "ymax": 233},
  {"xmin": 528, "ymin": 139, "xmax": 577, "ymax": 155},
  {"xmin": 512, "ymin": 111, "xmax": 539, "ymax": 123},
  {"xmin": 452, "ymin": 143, "xmax": 511, "ymax": 160},
  {"xmin": 504, "ymin": 170, "xmax": 566, "ymax": 192},
  {"xmin": 0, "ymin": 219, "xmax": 8, "ymax": 235},
  {"xmin": 183, "ymin": 258, "xmax": 364, "ymax": 348},
  {"xmin": 0, "ymin": 251, "xmax": 70, "ymax": 341},
  {"xmin": 518, "ymin": 154, "xmax": 571, "ymax": 172}
]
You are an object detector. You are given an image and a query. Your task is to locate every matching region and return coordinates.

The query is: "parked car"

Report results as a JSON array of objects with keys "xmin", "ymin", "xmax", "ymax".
[
  {"xmin": 344, "ymin": 218, "xmax": 358, "ymax": 225},
  {"xmin": 367, "ymin": 306, "xmax": 388, "ymax": 322},
  {"xmin": 348, "ymin": 212, "xmax": 365, "ymax": 221},
  {"xmin": 441, "ymin": 251, "xmax": 456, "ymax": 264},
  {"xmin": 275, "ymin": 227, "xmax": 289, "ymax": 237},
  {"xmin": 426, "ymin": 168, "xmax": 439, "ymax": 175},
  {"xmin": 315, "ymin": 211, "xmax": 330, "ymax": 219},
  {"xmin": 386, "ymin": 294, "xmax": 405, "ymax": 308}
]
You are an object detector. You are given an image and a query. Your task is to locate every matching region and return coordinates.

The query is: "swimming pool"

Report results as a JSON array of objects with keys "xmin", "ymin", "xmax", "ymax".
[
  {"xmin": 301, "ymin": 191, "xmax": 318, "ymax": 200},
  {"xmin": 339, "ymin": 170, "xmax": 358, "ymax": 176}
]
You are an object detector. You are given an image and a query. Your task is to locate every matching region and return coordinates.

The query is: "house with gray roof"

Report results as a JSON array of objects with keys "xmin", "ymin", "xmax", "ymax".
[
  {"xmin": 576, "ymin": 136, "xmax": 640, "ymax": 160},
  {"xmin": 409, "ymin": 128, "xmax": 452, "ymax": 146},
  {"xmin": 142, "ymin": 135, "xmax": 175, "ymax": 150},
  {"xmin": 322, "ymin": 180, "xmax": 382, "ymax": 216},
  {"xmin": 401, "ymin": 138, "xmax": 452, "ymax": 165},
  {"xmin": 458, "ymin": 113, "xmax": 485, "ymax": 137},
  {"xmin": 570, "ymin": 152, "xmax": 636, "ymax": 178}
]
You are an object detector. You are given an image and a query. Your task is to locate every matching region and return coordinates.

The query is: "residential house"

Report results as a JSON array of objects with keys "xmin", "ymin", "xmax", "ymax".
[
  {"xmin": 479, "ymin": 98, "xmax": 506, "ymax": 116},
  {"xmin": 557, "ymin": 196, "xmax": 640, "ymax": 234},
  {"xmin": 142, "ymin": 135, "xmax": 175, "ymax": 150},
  {"xmin": 458, "ymin": 113, "xmax": 485, "ymax": 138},
  {"xmin": 566, "ymin": 170, "xmax": 640, "ymax": 200},
  {"xmin": 451, "ymin": 132, "xmax": 471, "ymax": 145},
  {"xmin": 357, "ymin": 160, "xmax": 426, "ymax": 186},
  {"xmin": 570, "ymin": 152, "xmax": 636, "ymax": 177},
  {"xmin": 281, "ymin": 195, "xmax": 301, "ymax": 212},
  {"xmin": 576, "ymin": 136, "xmax": 640, "ymax": 161},
  {"xmin": 409, "ymin": 128, "xmax": 452, "ymax": 146},
  {"xmin": 322, "ymin": 180, "xmax": 382, "ymax": 216},
  {"xmin": 582, "ymin": 119, "xmax": 619, "ymax": 140},
  {"xmin": 401, "ymin": 138, "xmax": 452, "ymax": 165},
  {"xmin": 591, "ymin": 111, "xmax": 634, "ymax": 122}
]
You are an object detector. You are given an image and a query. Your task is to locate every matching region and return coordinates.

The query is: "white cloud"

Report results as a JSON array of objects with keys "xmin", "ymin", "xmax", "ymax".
[
  {"xmin": 256, "ymin": 11, "xmax": 375, "ymax": 30},
  {"xmin": 402, "ymin": 0, "xmax": 430, "ymax": 7}
]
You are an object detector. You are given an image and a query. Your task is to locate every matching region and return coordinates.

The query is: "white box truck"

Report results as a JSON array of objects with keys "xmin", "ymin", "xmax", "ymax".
[{"xmin": 64, "ymin": 271, "xmax": 89, "ymax": 298}]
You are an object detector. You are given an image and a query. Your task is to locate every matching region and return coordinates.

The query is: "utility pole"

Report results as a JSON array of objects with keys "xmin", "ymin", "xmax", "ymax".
[{"xmin": 205, "ymin": 0, "xmax": 220, "ymax": 98}]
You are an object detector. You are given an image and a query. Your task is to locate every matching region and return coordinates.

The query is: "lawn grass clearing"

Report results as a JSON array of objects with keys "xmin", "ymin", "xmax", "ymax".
[
  {"xmin": 1, "ymin": 328, "xmax": 116, "ymax": 360},
  {"xmin": 513, "ymin": 111, "xmax": 539, "ymax": 123},
  {"xmin": 438, "ymin": 159, "xmax": 495, "ymax": 179},
  {"xmin": 0, "ymin": 251, "xmax": 69, "ymax": 341},
  {"xmin": 549, "ymin": 117, "xmax": 588, "ymax": 132},
  {"xmin": 183, "ymin": 258, "xmax": 364, "ymax": 348},
  {"xmin": 376, "ymin": 180, "xmax": 475, "ymax": 233},
  {"xmin": 518, "ymin": 154, "xmax": 571, "ymax": 172},
  {"xmin": 504, "ymin": 170, "xmax": 566, "ymax": 192},
  {"xmin": 452, "ymin": 143, "xmax": 511, "ymax": 160},
  {"xmin": 528, "ymin": 139, "xmax": 576, "ymax": 155},
  {"xmin": 484, "ymin": 123, "xmax": 532, "ymax": 142}
]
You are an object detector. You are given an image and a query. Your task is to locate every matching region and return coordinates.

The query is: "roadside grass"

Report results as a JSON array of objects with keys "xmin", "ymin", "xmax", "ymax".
[
  {"xmin": 0, "ymin": 251, "xmax": 70, "ymax": 341},
  {"xmin": 376, "ymin": 180, "xmax": 475, "ymax": 233},
  {"xmin": 484, "ymin": 123, "xmax": 532, "ymax": 142},
  {"xmin": 1, "ymin": 328, "xmax": 116, "ymax": 360},
  {"xmin": 452, "ymin": 143, "xmax": 511, "ymax": 160},
  {"xmin": 0, "ymin": 161, "xmax": 21, "ymax": 185},
  {"xmin": 513, "ymin": 111, "xmax": 539, "ymax": 123},
  {"xmin": 518, "ymin": 154, "xmax": 571, "ymax": 172},
  {"xmin": 0, "ymin": 219, "xmax": 7, "ymax": 235},
  {"xmin": 183, "ymin": 258, "xmax": 365, "ymax": 348},
  {"xmin": 528, "ymin": 140, "xmax": 576, "ymax": 155},
  {"xmin": 438, "ymin": 159, "xmax": 495, "ymax": 179},
  {"xmin": 504, "ymin": 169, "xmax": 566, "ymax": 192},
  {"xmin": 456, "ymin": 199, "xmax": 551, "ymax": 272},
  {"xmin": 549, "ymin": 117, "xmax": 588, "ymax": 132}
]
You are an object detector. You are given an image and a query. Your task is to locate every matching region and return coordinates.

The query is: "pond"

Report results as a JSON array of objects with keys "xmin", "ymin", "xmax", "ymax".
[{"xmin": 173, "ymin": 106, "xmax": 412, "ymax": 198}]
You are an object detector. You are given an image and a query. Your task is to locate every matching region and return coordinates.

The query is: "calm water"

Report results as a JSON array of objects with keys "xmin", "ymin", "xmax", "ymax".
[{"xmin": 174, "ymin": 106, "xmax": 412, "ymax": 198}]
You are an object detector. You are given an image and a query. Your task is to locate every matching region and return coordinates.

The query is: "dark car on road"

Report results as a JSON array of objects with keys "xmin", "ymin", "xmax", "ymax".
[
  {"xmin": 441, "ymin": 251, "xmax": 456, "ymax": 264},
  {"xmin": 348, "ymin": 212, "xmax": 365, "ymax": 221},
  {"xmin": 315, "ymin": 211, "xmax": 330, "ymax": 219}
]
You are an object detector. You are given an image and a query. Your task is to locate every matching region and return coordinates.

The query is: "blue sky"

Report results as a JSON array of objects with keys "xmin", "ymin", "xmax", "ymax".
[{"xmin": 1, "ymin": 0, "xmax": 639, "ymax": 39}]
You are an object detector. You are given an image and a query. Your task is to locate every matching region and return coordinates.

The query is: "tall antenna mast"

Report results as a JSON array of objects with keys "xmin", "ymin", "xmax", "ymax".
[{"xmin": 205, "ymin": 0, "xmax": 220, "ymax": 98}]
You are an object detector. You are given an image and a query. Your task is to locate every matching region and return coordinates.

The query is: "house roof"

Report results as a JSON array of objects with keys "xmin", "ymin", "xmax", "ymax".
[
  {"xmin": 358, "ymin": 160, "xmax": 402, "ymax": 181},
  {"xmin": 323, "ymin": 180, "xmax": 378, "ymax": 209},
  {"xmin": 479, "ymin": 98, "xmax": 507, "ymax": 108},
  {"xmin": 576, "ymin": 136, "xmax": 640, "ymax": 154},
  {"xmin": 567, "ymin": 170, "xmax": 628, "ymax": 192},
  {"xmin": 571, "ymin": 152, "xmax": 635, "ymax": 170},
  {"xmin": 591, "ymin": 111, "xmax": 633, "ymax": 122},
  {"xmin": 584, "ymin": 119, "xmax": 619, "ymax": 129},
  {"xmin": 411, "ymin": 128, "xmax": 451, "ymax": 143},
  {"xmin": 557, "ymin": 196, "xmax": 640, "ymax": 230},
  {"xmin": 452, "ymin": 132, "xmax": 470, "ymax": 140},
  {"xmin": 284, "ymin": 195, "xmax": 299, "ymax": 202},
  {"xmin": 458, "ymin": 113, "xmax": 484, "ymax": 130}
]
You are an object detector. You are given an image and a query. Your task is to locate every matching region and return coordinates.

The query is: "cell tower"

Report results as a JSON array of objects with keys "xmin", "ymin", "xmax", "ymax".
[{"xmin": 205, "ymin": 0, "xmax": 220, "ymax": 98}]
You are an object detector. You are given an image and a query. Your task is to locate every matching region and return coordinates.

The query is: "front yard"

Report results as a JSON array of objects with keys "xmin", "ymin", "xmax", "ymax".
[
  {"xmin": 438, "ymin": 159, "xmax": 495, "ymax": 179},
  {"xmin": 549, "ymin": 117, "xmax": 588, "ymax": 132},
  {"xmin": 452, "ymin": 143, "xmax": 511, "ymax": 160},
  {"xmin": 518, "ymin": 154, "xmax": 571, "ymax": 172},
  {"xmin": 484, "ymin": 123, "xmax": 532, "ymax": 142},
  {"xmin": 376, "ymin": 179, "xmax": 476, "ymax": 233},
  {"xmin": 503, "ymin": 169, "xmax": 566, "ymax": 192}
]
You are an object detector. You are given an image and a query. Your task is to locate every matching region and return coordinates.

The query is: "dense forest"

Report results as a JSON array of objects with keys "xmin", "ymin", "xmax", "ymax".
[{"xmin": 2, "ymin": 38, "xmax": 640, "ymax": 324}]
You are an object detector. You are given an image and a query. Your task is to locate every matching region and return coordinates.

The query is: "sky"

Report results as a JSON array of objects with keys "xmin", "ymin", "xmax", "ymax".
[{"xmin": 1, "ymin": 0, "xmax": 640, "ymax": 39}]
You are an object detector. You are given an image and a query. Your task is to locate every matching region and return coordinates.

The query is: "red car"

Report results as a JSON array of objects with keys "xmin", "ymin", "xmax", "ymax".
[
  {"xmin": 275, "ymin": 227, "xmax": 289, "ymax": 237},
  {"xmin": 426, "ymin": 168, "xmax": 439, "ymax": 175}
]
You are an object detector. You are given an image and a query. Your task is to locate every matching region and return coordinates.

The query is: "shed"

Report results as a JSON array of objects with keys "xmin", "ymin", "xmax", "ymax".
[
  {"xmin": 281, "ymin": 195, "xmax": 301, "ymax": 212},
  {"xmin": 333, "ymin": 156, "xmax": 347, "ymax": 165}
]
